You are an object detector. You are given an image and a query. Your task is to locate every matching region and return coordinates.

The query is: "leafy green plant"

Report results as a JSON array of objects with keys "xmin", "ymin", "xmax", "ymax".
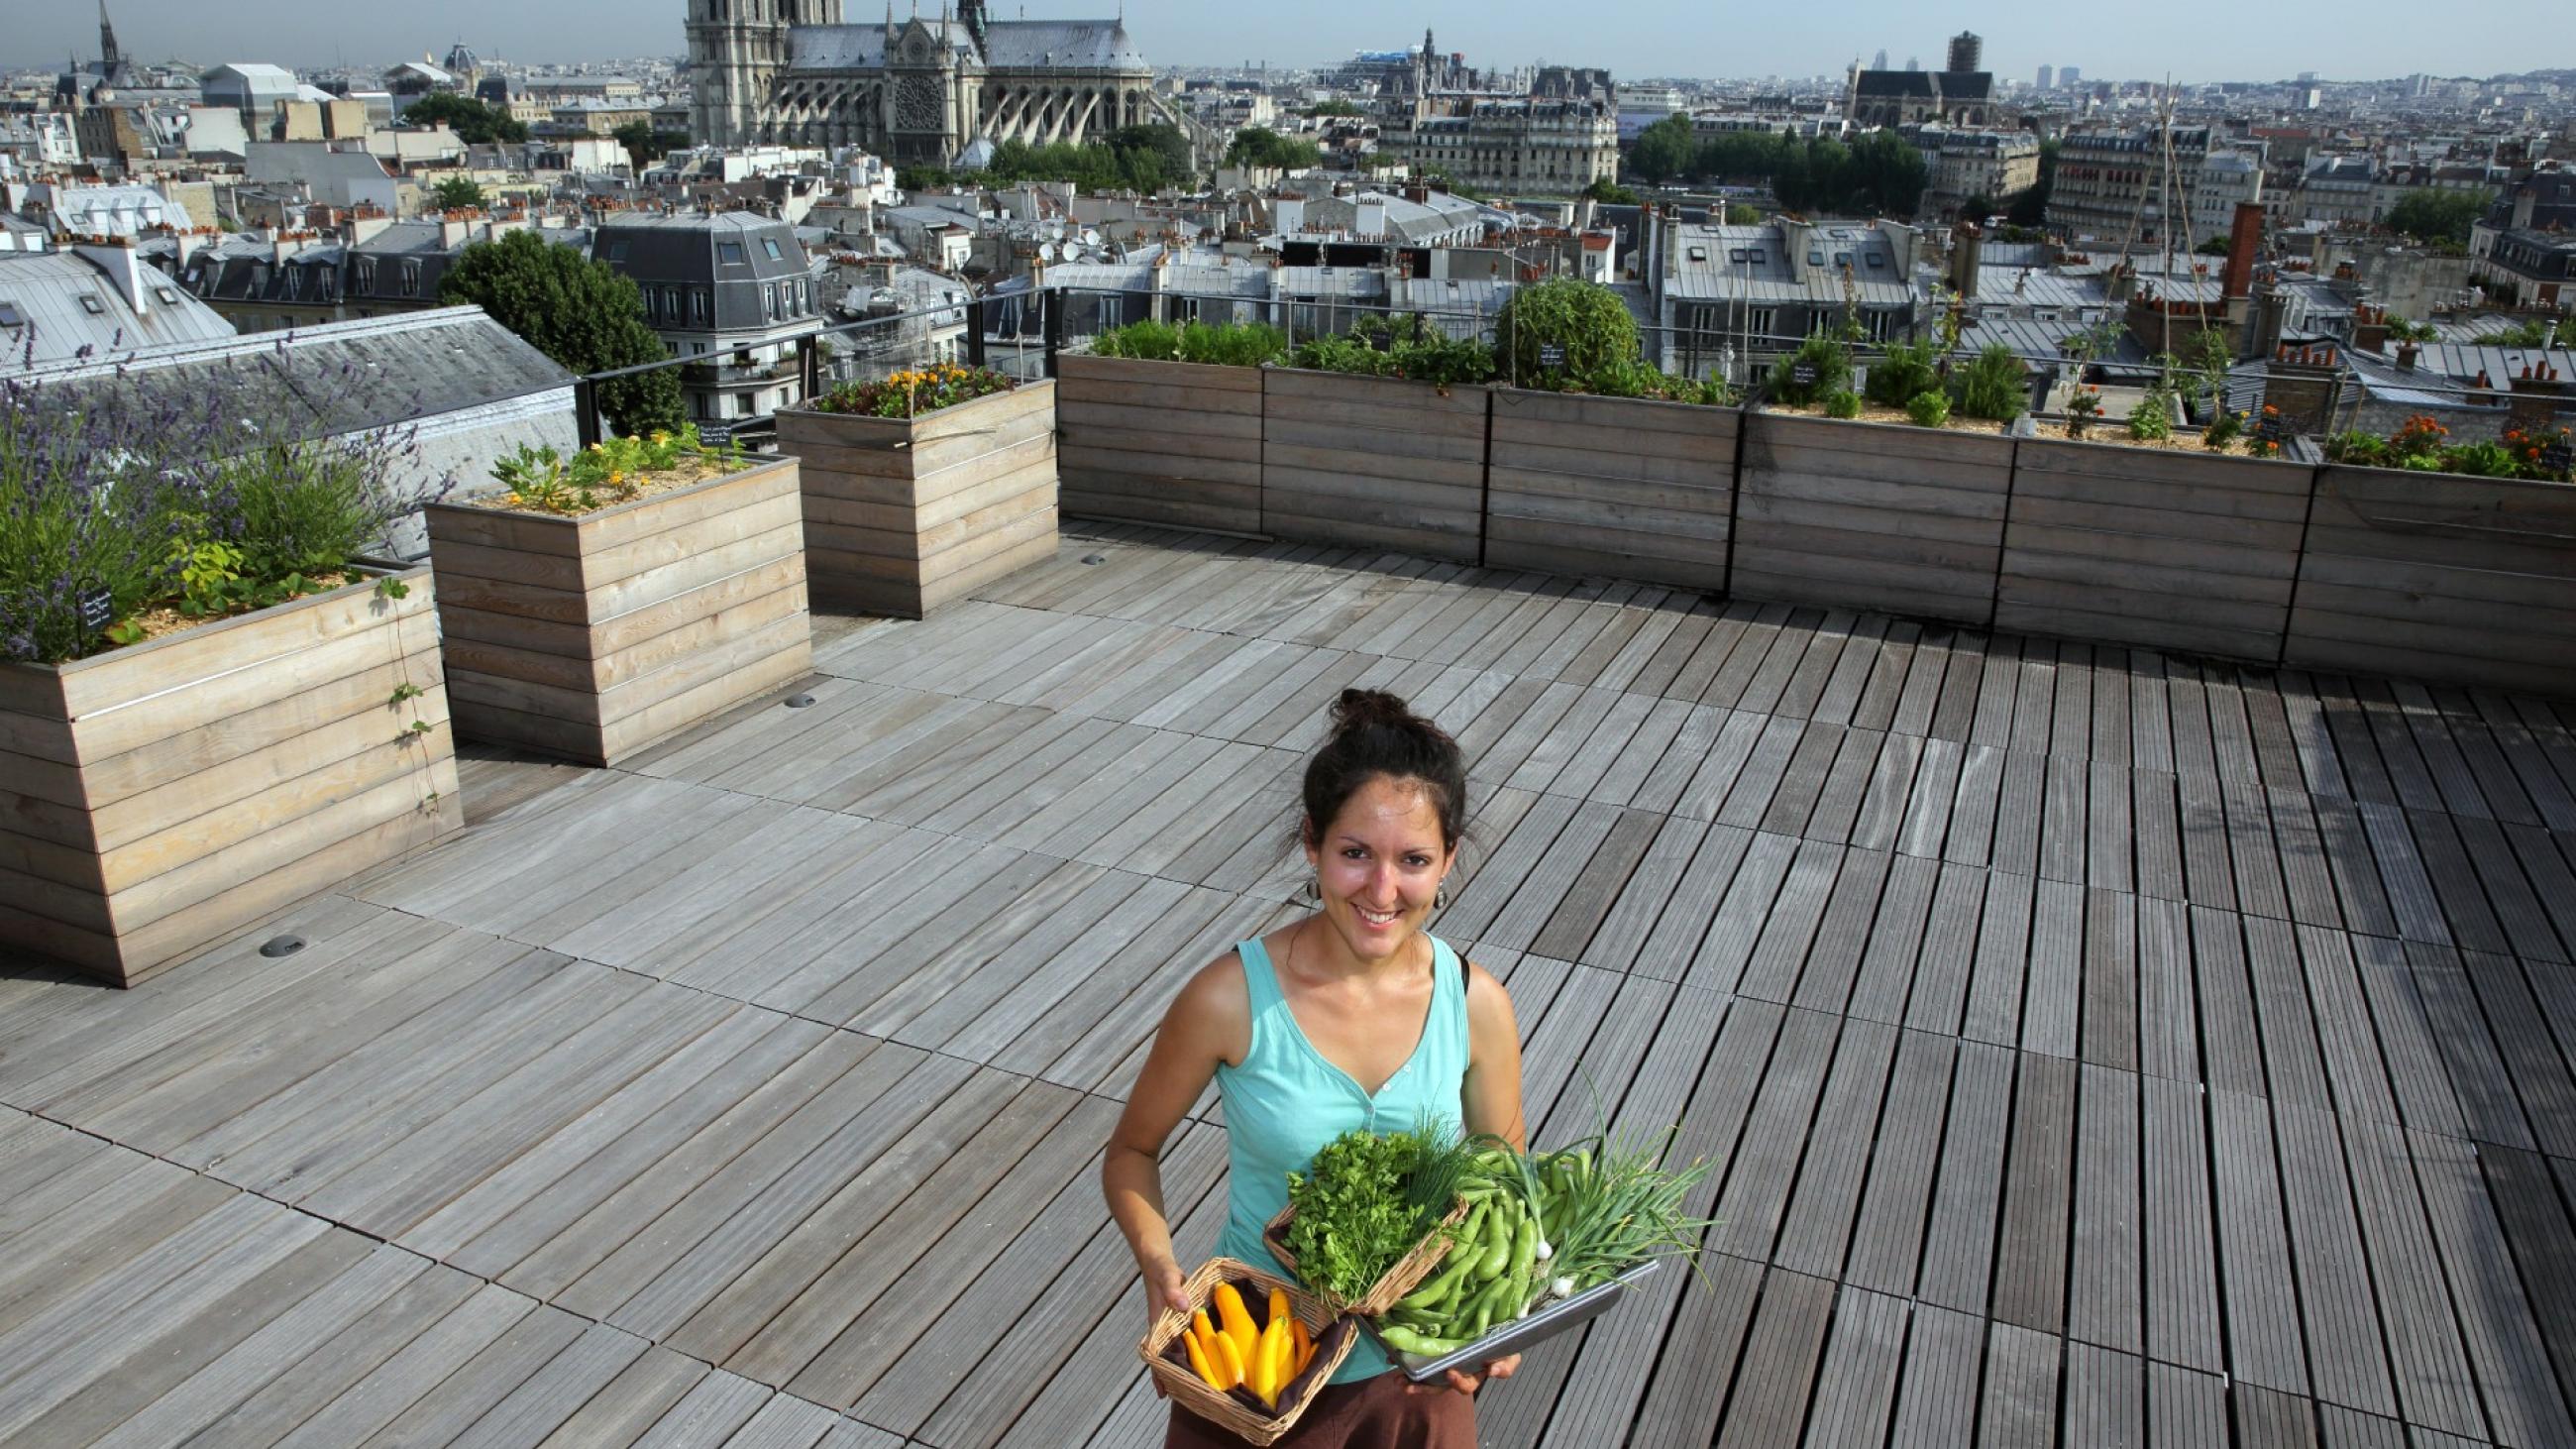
[
  {"xmin": 2128, "ymin": 387, "xmax": 2174, "ymax": 441},
  {"xmin": 2064, "ymin": 383, "xmax": 2102, "ymax": 437},
  {"xmin": 1, "ymin": 369, "xmax": 415, "ymax": 664},
  {"xmin": 2322, "ymin": 429, "xmax": 2388, "ymax": 466},
  {"xmin": 1178, "ymin": 321, "xmax": 1288, "ymax": 367},
  {"xmin": 1583, "ymin": 357, "xmax": 1735, "ymax": 404},
  {"xmin": 487, "ymin": 422, "xmax": 747, "ymax": 515},
  {"xmin": 2439, "ymin": 440, "xmax": 2521, "ymax": 477},
  {"xmin": 1494, "ymin": 278, "xmax": 1641, "ymax": 387},
  {"xmin": 1864, "ymin": 339, "xmax": 1939, "ymax": 406},
  {"xmin": 1822, "ymin": 388, "xmax": 1863, "ymax": 419},
  {"xmin": 1905, "ymin": 390, "xmax": 1952, "ymax": 428},
  {"xmin": 440, "ymin": 230, "xmax": 681, "ymax": 438},
  {"xmin": 1766, "ymin": 332, "xmax": 1851, "ymax": 407},
  {"xmin": 812, "ymin": 363, "xmax": 1016, "ymax": 420},
  {"xmin": 1089, "ymin": 318, "xmax": 1180, "ymax": 360},
  {"xmin": 1950, "ymin": 344, "xmax": 2027, "ymax": 421},
  {"xmin": 2203, "ymin": 408, "xmax": 2245, "ymax": 450},
  {"xmin": 1287, "ymin": 319, "xmax": 1496, "ymax": 388},
  {"xmin": 1282, "ymin": 1128, "xmax": 1438, "ymax": 1300}
]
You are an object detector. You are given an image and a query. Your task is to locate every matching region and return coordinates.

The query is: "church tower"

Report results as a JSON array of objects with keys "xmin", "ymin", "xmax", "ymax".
[{"xmin": 689, "ymin": 0, "xmax": 843, "ymax": 146}]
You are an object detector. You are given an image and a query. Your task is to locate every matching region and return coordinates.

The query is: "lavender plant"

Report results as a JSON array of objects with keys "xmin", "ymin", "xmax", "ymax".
[{"xmin": 0, "ymin": 352, "xmax": 422, "ymax": 666}]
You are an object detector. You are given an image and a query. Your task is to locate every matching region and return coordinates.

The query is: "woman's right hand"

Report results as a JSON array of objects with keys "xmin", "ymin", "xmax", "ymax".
[{"xmin": 1144, "ymin": 1256, "xmax": 1192, "ymax": 1326}]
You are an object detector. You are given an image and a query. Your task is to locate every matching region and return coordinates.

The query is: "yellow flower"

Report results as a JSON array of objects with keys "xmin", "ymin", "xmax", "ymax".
[{"xmin": 609, "ymin": 471, "xmax": 626, "ymax": 484}]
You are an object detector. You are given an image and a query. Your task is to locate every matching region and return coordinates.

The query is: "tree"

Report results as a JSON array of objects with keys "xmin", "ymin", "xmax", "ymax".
[
  {"xmin": 2384, "ymin": 188, "xmax": 2486, "ymax": 248},
  {"xmin": 1726, "ymin": 202, "xmax": 1762, "ymax": 225},
  {"xmin": 1625, "ymin": 114, "xmax": 1695, "ymax": 185},
  {"xmin": 439, "ymin": 230, "xmax": 681, "ymax": 437},
  {"xmin": 613, "ymin": 121, "xmax": 691, "ymax": 168},
  {"xmin": 1109, "ymin": 123, "xmax": 1195, "ymax": 190},
  {"xmin": 2196, "ymin": 236, "xmax": 2233, "ymax": 256},
  {"xmin": 396, "ymin": 91, "xmax": 527, "ymax": 145},
  {"xmin": 1582, "ymin": 176, "xmax": 1641, "ymax": 205},
  {"xmin": 430, "ymin": 176, "xmax": 486, "ymax": 211},
  {"xmin": 1224, "ymin": 126, "xmax": 1320, "ymax": 171},
  {"xmin": 1305, "ymin": 98, "xmax": 1365, "ymax": 118}
]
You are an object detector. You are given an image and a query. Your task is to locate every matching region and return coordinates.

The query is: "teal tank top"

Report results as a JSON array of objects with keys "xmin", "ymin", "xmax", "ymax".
[{"xmin": 1215, "ymin": 933, "xmax": 1471, "ymax": 1385}]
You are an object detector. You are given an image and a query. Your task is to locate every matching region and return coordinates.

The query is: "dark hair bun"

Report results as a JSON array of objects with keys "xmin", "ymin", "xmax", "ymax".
[
  {"xmin": 1302, "ymin": 690, "xmax": 1470, "ymax": 850},
  {"xmin": 1329, "ymin": 688, "xmax": 1424, "ymax": 737}
]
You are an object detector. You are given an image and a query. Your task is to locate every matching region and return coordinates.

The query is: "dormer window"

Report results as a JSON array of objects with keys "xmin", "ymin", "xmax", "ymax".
[{"xmin": 78, "ymin": 293, "xmax": 106, "ymax": 314}]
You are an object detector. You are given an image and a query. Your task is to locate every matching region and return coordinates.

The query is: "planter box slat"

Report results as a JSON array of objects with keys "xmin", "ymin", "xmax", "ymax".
[
  {"xmin": 778, "ymin": 384, "xmax": 1059, "ymax": 617},
  {"xmin": 1490, "ymin": 430, "xmax": 1732, "ymax": 478},
  {"xmin": 0, "ymin": 562, "xmax": 461, "ymax": 986},
  {"xmin": 2, "ymin": 682, "xmax": 453, "ymax": 856},
  {"xmin": 1492, "ymin": 388, "xmax": 1744, "ymax": 441},
  {"xmin": 1987, "ymin": 592, "xmax": 2289, "ymax": 664},
  {"xmin": 2005, "ymin": 494, "xmax": 2308, "ymax": 551},
  {"xmin": 0, "ymin": 792, "xmax": 461, "ymax": 986},
  {"xmin": 1734, "ymin": 412, "xmax": 2012, "ymax": 626},
  {"xmin": 1057, "ymin": 400, "xmax": 1263, "ymax": 441},
  {"xmin": 0, "ymin": 644, "xmax": 443, "ymax": 813},
  {"xmin": 2003, "ymin": 519, "xmax": 2308, "ymax": 584},
  {"xmin": 1485, "ymin": 465, "xmax": 1732, "ymax": 514},
  {"xmin": 1486, "ymin": 534, "xmax": 1729, "ymax": 592},
  {"xmin": 1260, "ymin": 370, "xmax": 1489, "ymax": 563},
  {"xmin": 1056, "ymin": 358, "xmax": 1264, "ymax": 534},
  {"xmin": 2010, "ymin": 458, "xmax": 2314, "ymax": 521},
  {"xmin": 423, "ymin": 458, "xmax": 813, "ymax": 766},
  {"xmin": 2010, "ymin": 437, "xmax": 2315, "ymax": 498},
  {"xmin": 1485, "ymin": 489, "xmax": 1733, "ymax": 543},
  {"xmin": 2298, "ymin": 461, "xmax": 2576, "ymax": 685},
  {"xmin": 1484, "ymin": 514, "xmax": 1730, "ymax": 571},
  {"xmin": 1058, "ymin": 355, "xmax": 1262, "ymax": 395},
  {"xmin": 581, "ymin": 489, "xmax": 805, "ymax": 591}
]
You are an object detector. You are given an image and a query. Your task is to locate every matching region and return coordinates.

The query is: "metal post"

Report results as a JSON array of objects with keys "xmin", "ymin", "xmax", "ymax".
[
  {"xmin": 1041, "ymin": 289, "xmax": 1062, "ymax": 380},
  {"xmin": 967, "ymin": 298, "xmax": 987, "ymax": 368},
  {"xmin": 575, "ymin": 376, "xmax": 600, "ymax": 450},
  {"xmin": 797, "ymin": 334, "xmax": 819, "ymax": 400}
]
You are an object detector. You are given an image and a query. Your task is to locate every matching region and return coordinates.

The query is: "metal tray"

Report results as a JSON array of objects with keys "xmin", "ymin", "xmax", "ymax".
[{"xmin": 1368, "ymin": 1261, "xmax": 1660, "ymax": 1383}]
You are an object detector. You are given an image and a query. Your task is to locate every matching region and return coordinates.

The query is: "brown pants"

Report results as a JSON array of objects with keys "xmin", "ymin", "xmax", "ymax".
[{"xmin": 1162, "ymin": 1372, "xmax": 1474, "ymax": 1449}]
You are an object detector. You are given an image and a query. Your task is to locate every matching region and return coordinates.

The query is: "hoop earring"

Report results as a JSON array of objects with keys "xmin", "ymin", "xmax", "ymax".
[
  {"xmin": 1294, "ymin": 875, "xmax": 1321, "ymax": 908},
  {"xmin": 1434, "ymin": 883, "xmax": 1449, "ymax": 911}
]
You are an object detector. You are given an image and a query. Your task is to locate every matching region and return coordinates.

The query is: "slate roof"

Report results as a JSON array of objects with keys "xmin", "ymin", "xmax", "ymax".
[
  {"xmin": 0, "ymin": 249, "xmax": 237, "ymax": 368},
  {"xmin": 1665, "ymin": 223, "xmax": 1916, "ymax": 306},
  {"xmin": 979, "ymin": 20, "xmax": 1147, "ymax": 70},
  {"xmin": 21, "ymin": 305, "xmax": 573, "ymax": 435}
]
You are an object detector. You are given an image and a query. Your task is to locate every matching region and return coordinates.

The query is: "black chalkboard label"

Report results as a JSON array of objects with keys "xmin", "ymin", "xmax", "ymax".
[
  {"xmin": 1539, "ymin": 343, "xmax": 1566, "ymax": 369},
  {"xmin": 2542, "ymin": 440, "xmax": 2573, "ymax": 473},
  {"xmin": 1790, "ymin": 363, "xmax": 1819, "ymax": 387},
  {"xmin": 78, "ymin": 588, "xmax": 112, "ymax": 632}
]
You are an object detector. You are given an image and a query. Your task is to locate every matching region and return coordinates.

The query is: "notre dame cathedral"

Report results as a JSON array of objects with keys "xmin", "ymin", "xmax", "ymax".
[{"xmin": 686, "ymin": 0, "xmax": 1160, "ymax": 164}]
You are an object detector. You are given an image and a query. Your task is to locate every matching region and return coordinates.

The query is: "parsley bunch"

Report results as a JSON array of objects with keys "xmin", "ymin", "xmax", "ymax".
[{"xmin": 1283, "ymin": 1129, "xmax": 1433, "ymax": 1300}]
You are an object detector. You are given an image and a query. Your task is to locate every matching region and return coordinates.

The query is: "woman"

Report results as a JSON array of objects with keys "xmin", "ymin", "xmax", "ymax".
[{"xmin": 1104, "ymin": 690, "xmax": 1529, "ymax": 1448}]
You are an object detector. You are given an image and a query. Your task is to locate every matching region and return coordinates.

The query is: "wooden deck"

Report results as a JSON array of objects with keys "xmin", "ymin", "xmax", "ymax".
[{"xmin": 5, "ymin": 522, "xmax": 2575, "ymax": 1448}]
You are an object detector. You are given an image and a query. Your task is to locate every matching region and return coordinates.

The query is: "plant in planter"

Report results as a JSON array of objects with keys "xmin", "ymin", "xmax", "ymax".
[
  {"xmin": 1494, "ymin": 278, "xmax": 1638, "ymax": 388},
  {"xmin": 1905, "ymin": 390, "xmax": 1952, "ymax": 428},
  {"xmin": 0, "ymin": 374, "xmax": 457, "ymax": 986},
  {"xmin": 2064, "ymin": 384, "xmax": 2103, "ymax": 438},
  {"xmin": 777, "ymin": 363, "xmax": 1058, "ymax": 617},
  {"xmin": 2203, "ymin": 407, "xmax": 2247, "ymax": 452},
  {"xmin": 1823, "ymin": 388, "xmax": 1864, "ymax": 419},
  {"xmin": 425, "ymin": 422, "xmax": 810, "ymax": 767},
  {"xmin": 1864, "ymin": 339, "xmax": 1940, "ymax": 407},
  {"xmin": 1951, "ymin": 343, "xmax": 2027, "ymax": 422},
  {"xmin": 2128, "ymin": 383, "xmax": 2174, "ymax": 442},
  {"xmin": 1766, "ymin": 332, "xmax": 1851, "ymax": 407}
]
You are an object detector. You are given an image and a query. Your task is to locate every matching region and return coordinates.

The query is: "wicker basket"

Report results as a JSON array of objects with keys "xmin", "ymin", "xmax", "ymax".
[
  {"xmin": 1140, "ymin": 1258, "xmax": 1357, "ymax": 1446},
  {"xmin": 1261, "ymin": 1197, "xmax": 1471, "ymax": 1316}
]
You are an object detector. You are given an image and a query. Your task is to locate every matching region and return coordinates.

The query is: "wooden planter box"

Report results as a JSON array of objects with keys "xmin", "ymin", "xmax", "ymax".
[
  {"xmin": 775, "ymin": 382, "xmax": 1059, "ymax": 617},
  {"xmin": 422, "ymin": 457, "xmax": 813, "ymax": 767},
  {"xmin": 2287, "ymin": 466, "xmax": 2576, "ymax": 696},
  {"xmin": 2001, "ymin": 437, "xmax": 2314, "ymax": 662},
  {"xmin": 1057, "ymin": 355, "xmax": 1263, "ymax": 534},
  {"xmin": 1735, "ymin": 411, "xmax": 2016, "ymax": 624},
  {"xmin": 1260, "ymin": 368, "xmax": 1489, "ymax": 563},
  {"xmin": 1486, "ymin": 389, "xmax": 1737, "ymax": 591},
  {"xmin": 0, "ymin": 566, "xmax": 463, "ymax": 987}
]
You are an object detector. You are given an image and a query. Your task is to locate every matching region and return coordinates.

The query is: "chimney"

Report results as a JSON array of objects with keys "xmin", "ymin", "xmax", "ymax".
[
  {"xmin": 2352, "ymin": 303, "xmax": 2388, "ymax": 355},
  {"xmin": 2396, "ymin": 340, "xmax": 2418, "ymax": 370},
  {"xmin": 2506, "ymin": 366, "xmax": 2574, "ymax": 433},
  {"xmin": 1949, "ymin": 219, "xmax": 1982, "ymax": 299},
  {"xmin": 2221, "ymin": 199, "xmax": 2263, "ymax": 299},
  {"xmin": 71, "ymin": 234, "xmax": 148, "ymax": 315}
]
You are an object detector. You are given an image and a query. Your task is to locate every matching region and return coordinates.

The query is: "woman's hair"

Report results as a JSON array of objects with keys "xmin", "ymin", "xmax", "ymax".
[{"xmin": 1300, "ymin": 689, "xmax": 1469, "ymax": 851}]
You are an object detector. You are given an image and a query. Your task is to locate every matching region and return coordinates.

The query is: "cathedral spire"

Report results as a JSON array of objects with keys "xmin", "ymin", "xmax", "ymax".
[{"xmin": 98, "ymin": 0, "xmax": 121, "ymax": 74}]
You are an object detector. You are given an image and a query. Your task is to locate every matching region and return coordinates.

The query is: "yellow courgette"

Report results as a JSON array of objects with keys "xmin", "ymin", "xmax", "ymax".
[
  {"xmin": 1211, "ymin": 1328, "xmax": 1248, "ymax": 1390},
  {"xmin": 1183, "ymin": 1329, "xmax": 1225, "ymax": 1392},
  {"xmin": 1252, "ymin": 1316, "xmax": 1290, "ymax": 1407},
  {"xmin": 1214, "ymin": 1282, "xmax": 1258, "ymax": 1363}
]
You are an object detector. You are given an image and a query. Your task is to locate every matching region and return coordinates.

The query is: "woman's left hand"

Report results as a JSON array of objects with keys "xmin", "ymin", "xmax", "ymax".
[{"xmin": 1438, "ymin": 1353, "xmax": 1520, "ymax": 1395}]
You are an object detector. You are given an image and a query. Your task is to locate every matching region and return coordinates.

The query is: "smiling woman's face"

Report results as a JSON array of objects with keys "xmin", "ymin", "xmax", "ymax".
[{"xmin": 1303, "ymin": 773, "xmax": 1455, "ymax": 966}]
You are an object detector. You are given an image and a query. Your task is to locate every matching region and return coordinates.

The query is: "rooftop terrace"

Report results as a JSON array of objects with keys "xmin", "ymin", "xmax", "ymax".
[{"xmin": 5, "ymin": 522, "xmax": 2576, "ymax": 1448}]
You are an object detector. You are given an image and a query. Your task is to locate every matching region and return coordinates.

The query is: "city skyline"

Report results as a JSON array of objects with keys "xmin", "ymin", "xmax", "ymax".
[{"xmin": 9, "ymin": 0, "xmax": 2566, "ymax": 88}]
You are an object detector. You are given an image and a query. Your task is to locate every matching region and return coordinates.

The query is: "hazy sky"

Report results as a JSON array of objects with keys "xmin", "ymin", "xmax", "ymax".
[{"xmin": 12, "ymin": 0, "xmax": 2551, "ymax": 85}]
